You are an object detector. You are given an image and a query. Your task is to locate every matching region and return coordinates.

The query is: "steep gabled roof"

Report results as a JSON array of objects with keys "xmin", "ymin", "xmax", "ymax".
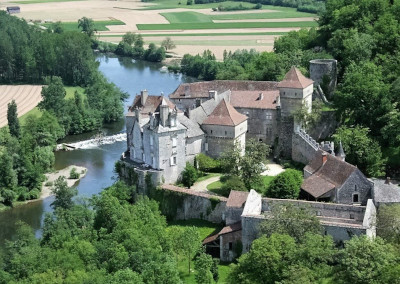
[
  {"xmin": 277, "ymin": 66, "xmax": 313, "ymax": 89},
  {"xmin": 202, "ymin": 99, "xmax": 247, "ymax": 126},
  {"xmin": 128, "ymin": 95, "xmax": 178, "ymax": 117},
  {"xmin": 302, "ymin": 150, "xmax": 358, "ymax": 198}
]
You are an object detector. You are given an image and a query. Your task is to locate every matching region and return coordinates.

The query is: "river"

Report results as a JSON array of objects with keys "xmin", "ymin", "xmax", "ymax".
[{"xmin": 0, "ymin": 55, "xmax": 195, "ymax": 248}]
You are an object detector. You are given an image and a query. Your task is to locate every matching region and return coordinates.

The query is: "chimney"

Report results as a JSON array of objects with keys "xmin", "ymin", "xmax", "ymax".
[
  {"xmin": 184, "ymin": 85, "xmax": 190, "ymax": 97},
  {"xmin": 149, "ymin": 112, "xmax": 155, "ymax": 129},
  {"xmin": 169, "ymin": 107, "xmax": 177, "ymax": 127},
  {"xmin": 134, "ymin": 107, "xmax": 141, "ymax": 124},
  {"xmin": 160, "ymin": 98, "xmax": 169, "ymax": 127},
  {"xmin": 209, "ymin": 90, "xmax": 217, "ymax": 99},
  {"xmin": 141, "ymin": 90, "xmax": 148, "ymax": 105},
  {"xmin": 322, "ymin": 152, "xmax": 328, "ymax": 164},
  {"xmin": 385, "ymin": 177, "xmax": 391, "ymax": 185},
  {"xmin": 258, "ymin": 93, "xmax": 264, "ymax": 100}
]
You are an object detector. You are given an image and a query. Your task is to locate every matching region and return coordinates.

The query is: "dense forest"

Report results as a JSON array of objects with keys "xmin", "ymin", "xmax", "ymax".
[
  {"xmin": 1, "ymin": 180, "xmax": 400, "ymax": 283},
  {"xmin": 0, "ymin": 11, "xmax": 127, "ymax": 207},
  {"xmin": 179, "ymin": 0, "xmax": 400, "ymax": 177}
]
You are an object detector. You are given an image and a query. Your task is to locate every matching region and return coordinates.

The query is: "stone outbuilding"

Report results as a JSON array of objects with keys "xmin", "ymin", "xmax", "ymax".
[
  {"xmin": 301, "ymin": 150, "xmax": 373, "ymax": 205},
  {"xmin": 371, "ymin": 177, "xmax": 400, "ymax": 207}
]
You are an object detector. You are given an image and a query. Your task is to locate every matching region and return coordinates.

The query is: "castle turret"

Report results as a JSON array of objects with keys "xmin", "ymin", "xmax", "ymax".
[
  {"xmin": 277, "ymin": 66, "xmax": 314, "ymax": 117},
  {"xmin": 336, "ymin": 141, "xmax": 346, "ymax": 161},
  {"xmin": 160, "ymin": 97, "xmax": 169, "ymax": 127}
]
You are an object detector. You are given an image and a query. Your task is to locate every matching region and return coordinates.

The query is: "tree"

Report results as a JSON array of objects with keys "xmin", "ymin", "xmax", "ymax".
[
  {"xmin": 181, "ymin": 162, "xmax": 198, "ymax": 188},
  {"xmin": 259, "ymin": 203, "xmax": 321, "ymax": 242},
  {"xmin": 7, "ymin": 100, "xmax": 20, "ymax": 138},
  {"xmin": 177, "ymin": 226, "xmax": 201, "ymax": 274},
  {"xmin": 122, "ymin": 32, "xmax": 136, "ymax": 45},
  {"xmin": 50, "ymin": 21, "xmax": 64, "ymax": 34},
  {"xmin": 161, "ymin": 37, "xmax": 176, "ymax": 51},
  {"xmin": 266, "ymin": 169, "xmax": 303, "ymax": 199},
  {"xmin": 38, "ymin": 76, "xmax": 66, "ymax": 115},
  {"xmin": 78, "ymin": 17, "xmax": 96, "ymax": 37},
  {"xmin": 51, "ymin": 176, "xmax": 78, "ymax": 210},
  {"xmin": 194, "ymin": 249, "xmax": 214, "ymax": 284},
  {"xmin": 377, "ymin": 204, "xmax": 400, "ymax": 246},
  {"xmin": 338, "ymin": 236, "xmax": 398, "ymax": 284},
  {"xmin": 333, "ymin": 125, "xmax": 386, "ymax": 177}
]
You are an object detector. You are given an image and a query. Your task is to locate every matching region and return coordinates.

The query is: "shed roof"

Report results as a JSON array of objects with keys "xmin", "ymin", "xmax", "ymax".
[
  {"xmin": 202, "ymin": 99, "xmax": 247, "ymax": 126},
  {"xmin": 277, "ymin": 66, "xmax": 313, "ymax": 89}
]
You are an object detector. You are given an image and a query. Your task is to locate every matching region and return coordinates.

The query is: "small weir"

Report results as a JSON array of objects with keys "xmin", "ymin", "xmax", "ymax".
[{"xmin": 56, "ymin": 133, "xmax": 127, "ymax": 151}]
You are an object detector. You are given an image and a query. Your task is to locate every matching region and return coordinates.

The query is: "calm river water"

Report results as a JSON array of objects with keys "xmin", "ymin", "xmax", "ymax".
[{"xmin": 0, "ymin": 55, "xmax": 195, "ymax": 248}]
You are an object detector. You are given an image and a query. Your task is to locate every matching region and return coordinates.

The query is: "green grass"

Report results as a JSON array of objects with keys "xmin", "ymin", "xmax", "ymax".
[
  {"xmin": 161, "ymin": 11, "xmax": 213, "ymax": 23},
  {"xmin": 137, "ymin": 21, "xmax": 317, "ymax": 30},
  {"xmin": 147, "ymin": 39, "xmax": 273, "ymax": 46},
  {"xmin": 100, "ymin": 31, "xmax": 288, "ymax": 38},
  {"xmin": 168, "ymin": 219, "xmax": 222, "ymax": 240},
  {"xmin": 196, "ymin": 173, "xmax": 221, "ymax": 183},
  {"xmin": 42, "ymin": 20, "xmax": 125, "ymax": 32},
  {"xmin": 65, "ymin": 86, "xmax": 84, "ymax": 100}
]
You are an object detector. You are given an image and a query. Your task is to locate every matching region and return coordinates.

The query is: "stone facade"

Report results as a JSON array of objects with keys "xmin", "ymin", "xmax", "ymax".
[{"xmin": 309, "ymin": 59, "xmax": 337, "ymax": 99}]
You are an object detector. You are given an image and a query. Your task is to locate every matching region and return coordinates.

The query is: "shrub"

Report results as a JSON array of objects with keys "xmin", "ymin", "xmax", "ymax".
[
  {"xmin": 69, "ymin": 167, "xmax": 80, "ymax": 179},
  {"xmin": 196, "ymin": 153, "xmax": 220, "ymax": 173},
  {"xmin": 45, "ymin": 181, "xmax": 53, "ymax": 186},
  {"xmin": 266, "ymin": 169, "xmax": 303, "ymax": 199},
  {"xmin": 187, "ymin": 0, "xmax": 193, "ymax": 5},
  {"xmin": 182, "ymin": 162, "xmax": 198, "ymax": 188},
  {"xmin": 221, "ymin": 175, "xmax": 247, "ymax": 194}
]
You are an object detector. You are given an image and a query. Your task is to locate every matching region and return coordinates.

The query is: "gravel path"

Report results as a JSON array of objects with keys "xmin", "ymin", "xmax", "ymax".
[{"xmin": 191, "ymin": 175, "xmax": 221, "ymax": 192}]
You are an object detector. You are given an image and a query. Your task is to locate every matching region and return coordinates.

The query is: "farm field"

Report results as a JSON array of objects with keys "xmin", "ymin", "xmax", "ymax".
[
  {"xmin": 3, "ymin": 0, "xmax": 317, "ymax": 58},
  {"xmin": 0, "ymin": 85, "xmax": 43, "ymax": 128}
]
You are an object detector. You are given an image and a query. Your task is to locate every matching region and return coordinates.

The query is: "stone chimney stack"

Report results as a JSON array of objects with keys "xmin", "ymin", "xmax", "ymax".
[
  {"xmin": 134, "ymin": 107, "xmax": 141, "ymax": 124},
  {"xmin": 385, "ymin": 177, "xmax": 391, "ymax": 185},
  {"xmin": 169, "ymin": 107, "xmax": 177, "ymax": 127},
  {"xmin": 322, "ymin": 152, "xmax": 328, "ymax": 164},
  {"xmin": 209, "ymin": 90, "xmax": 217, "ymax": 99},
  {"xmin": 258, "ymin": 93, "xmax": 264, "ymax": 100},
  {"xmin": 160, "ymin": 98, "xmax": 169, "ymax": 127},
  {"xmin": 141, "ymin": 90, "xmax": 148, "ymax": 105}
]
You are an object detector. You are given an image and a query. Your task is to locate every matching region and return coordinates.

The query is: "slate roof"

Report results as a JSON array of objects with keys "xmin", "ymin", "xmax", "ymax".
[
  {"xmin": 170, "ymin": 80, "xmax": 278, "ymax": 99},
  {"xmin": 277, "ymin": 66, "xmax": 313, "ymax": 89},
  {"xmin": 230, "ymin": 90, "xmax": 279, "ymax": 109},
  {"xmin": 302, "ymin": 150, "xmax": 358, "ymax": 198},
  {"xmin": 177, "ymin": 113, "xmax": 204, "ymax": 138},
  {"xmin": 128, "ymin": 95, "xmax": 178, "ymax": 117},
  {"xmin": 227, "ymin": 190, "xmax": 249, "ymax": 208},
  {"xmin": 202, "ymin": 99, "xmax": 247, "ymax": 126},
  {"xmin": 372, "ymin": 178, "xmax": 400, "ymax": 204}
]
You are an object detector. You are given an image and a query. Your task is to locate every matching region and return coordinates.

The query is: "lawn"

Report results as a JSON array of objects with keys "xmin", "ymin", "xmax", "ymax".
[
  {"xmin": 167, "ymin": 219, "xmax": 230, "ymax": 283},
  {"xmin": 137, "ymin": 21, "xmax": 318, "ymax": 30},
  {"xmin": 65, "ymin": 86, "xmax": 84, "ymax": 100},
  {"xmin": 42, "ymin": 20, "xmax": 125, "ymax": 32},
  {"xmin": 147, "ymin": 39, "xmax": 274, "ymax": 46},
  {"xmin": 207, "ymin": 175, "xmax": 275, "ymax": 197}
]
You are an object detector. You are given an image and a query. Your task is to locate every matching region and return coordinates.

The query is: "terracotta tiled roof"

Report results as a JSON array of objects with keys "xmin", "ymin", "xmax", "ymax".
[
  {"xmin": 227, "ymin": 190, "xmax": 249, "ymax": 208},
  {"xmin": 230, "ymin": 90, "xmax": 279, "ymax": 109},
  {"xmin": 170, "ymin": 80, "xmax": 278, "ymax": 99},
  {"xmin": 128, "ymin": 95, "xmax": 178, "ymax": 117},
  {"xmin": 277, "ymin": 66, "xmax": 313, "ymax": 89},
  {"xmin": 202, "ymin": 222, "xmax": 242, "ymax": 244},
  {"xmin": 202, "ymin": 99, "xmax": 247, "ymax": 126},
  {"xmin": 302, "ymin": 150, "xmax": 358, "ymax": 198}
]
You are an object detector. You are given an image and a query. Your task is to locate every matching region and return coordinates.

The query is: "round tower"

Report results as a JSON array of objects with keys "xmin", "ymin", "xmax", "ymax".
[{"xmin": 309, "ymin": 59, "xmax": 337, "ymax": 99}]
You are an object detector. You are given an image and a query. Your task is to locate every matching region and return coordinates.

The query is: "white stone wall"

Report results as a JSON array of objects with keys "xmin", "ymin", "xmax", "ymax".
[
  {"xmin": 186, "ymin": 135, "xmax": 204, "ymax": 164},
  {"xmin": 130, "ymin": 122, "xmax": 144, "ymax": 162},
  {"xmin": 279, "ymin": 85, "xmax": 313, "ymax": 116}
]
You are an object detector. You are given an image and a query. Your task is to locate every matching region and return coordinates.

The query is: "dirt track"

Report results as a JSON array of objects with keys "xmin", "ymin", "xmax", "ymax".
[{"xmin": 0, "ymin": 85, "xmax": 43, "ymax": 127}]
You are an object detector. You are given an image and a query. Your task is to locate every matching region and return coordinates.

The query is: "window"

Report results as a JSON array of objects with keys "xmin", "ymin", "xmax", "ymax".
[
  {"xmin": 150, "ymin": 135, "xmax": 153, "ymax": 146},
  {"xmin": 229, "ymin": 242, "xmax": 233, "ymax": 251},
  {"xmin": 142, "ymin": 153, "xmax": 145, "ymax": 162},
  {"xmin": 210, "ymin": 130, "xmax": 213, "ymax": 134},
  {"xmin": 353, "ymin": 194, "xmax": 359, "ymax": 203},
  {"xmin": 172, "ymin": 137, "xmax": 177, "ymax": 147},
  {"xmin": 152, "ymin": 157, "xmax": 156, "ymax": 168},
  {"xmin": 225, "ymin": 131, "xmax": 227, "ymax": 135},
  {"xmin": 259, "ymin": 138, "xmax": 263, "ymax": 142},
  {"xmin": 350, "ymin": 213, "xmax": 355, "ymax": 219},
  {"xmin": 266, "ymin": 113, "xmax": 272, "ymax": 120},
  {"xmin": 170, "ymin": 156, "xmax": 177, "ymax": 166}
]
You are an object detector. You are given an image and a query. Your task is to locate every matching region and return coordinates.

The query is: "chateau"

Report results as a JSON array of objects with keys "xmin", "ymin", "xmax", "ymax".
[{"xmin": 125, "ymin": 66, "xmax": 330, "ymax": 183}]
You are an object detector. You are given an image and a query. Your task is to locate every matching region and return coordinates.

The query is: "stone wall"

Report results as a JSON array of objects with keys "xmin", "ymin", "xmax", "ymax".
[
  {"xmin": 158, "ymin": 185, "xmax": 227, "ymax": 223},
  {"xmin": 220, "ymin": 230, "xmax": 242, "ymax": 262},
  {"xmin": 276, "ymin": 115, "xmax": 294, "ymax": 159},
  {"xmin": 292, "ymin": 128, "xmax": 319, "ymax": 165},
  {"xmin": 309, "ymin": 59, "xmax": 337, "ymax": 99},
  {"xmin": 308, "ymin": 111, "xmax": 338, "ymax": 140},
  {"xmin": 337, "ymin": 171, "xmax": 373, "ymax": 205}
]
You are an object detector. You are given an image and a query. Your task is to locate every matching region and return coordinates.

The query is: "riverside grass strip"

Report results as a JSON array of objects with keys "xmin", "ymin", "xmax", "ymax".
[{"xmin": 136, "ymin": 21, "xmax": 317, "ymax": 30}]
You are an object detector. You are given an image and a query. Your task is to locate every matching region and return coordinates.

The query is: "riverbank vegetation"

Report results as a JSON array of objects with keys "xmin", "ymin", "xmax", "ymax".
[{"xmin": 0, "ymin": 11, "xmax": 127, "ymax": 208}]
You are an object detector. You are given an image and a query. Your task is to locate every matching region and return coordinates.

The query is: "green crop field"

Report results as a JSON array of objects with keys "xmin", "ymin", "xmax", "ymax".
[
  {"xmin": 148, "ymin": 39, "xmax": 273, "ymax": 46},
  {"xmin": 137, "ymin": 21, "xmax": 317, "ymax": 30},
  {"xmin": 43, "ymin": 20, "xmax": 125, "ymax": 32},
  {"xmin": 14, "ymin": 0, "xmax": 81, "ymax": 3},
  {"xmin": 100, "ymin": 31, "xmax": 288, "ymax": 37},
  {"xmin": 161, "ymin": 11, "xmax": 213, "ymax": 23}
]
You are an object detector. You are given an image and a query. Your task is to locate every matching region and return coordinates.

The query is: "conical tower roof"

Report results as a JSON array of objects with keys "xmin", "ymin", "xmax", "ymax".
[
  {"xmin": 336, "ymin": 141, "xmax": 346, "ymax": 161},
  {"xmin": 202, "ymin": 99, "xmax": 247, "ymax": 126},
  {"xmin": 277, "ymin": 66, "xmax": 313, "ymax": 89}
]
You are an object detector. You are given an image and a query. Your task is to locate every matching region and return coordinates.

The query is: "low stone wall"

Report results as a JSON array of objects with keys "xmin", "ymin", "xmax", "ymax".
[
  {"xmin": 154, "ymin": 185, "xmax": 227, "ymax": 223},
  {"xmin": 292, "ymin": 129, "xmax": 319, "ymax": 165}
]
